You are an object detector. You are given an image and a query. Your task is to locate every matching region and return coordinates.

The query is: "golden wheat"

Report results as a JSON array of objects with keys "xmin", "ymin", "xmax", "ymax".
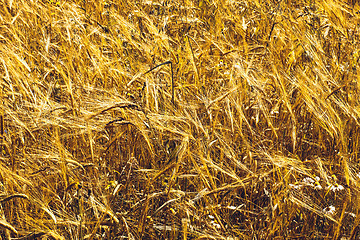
[{"xmin": 0, "ymin": 0, "xmax": 359, "ymax": 239}]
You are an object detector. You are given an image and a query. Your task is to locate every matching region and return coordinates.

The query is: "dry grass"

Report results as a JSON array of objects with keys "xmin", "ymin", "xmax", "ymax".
[{"xmin": 0, "ymin": 0, "xmax": 360, "ymax": 239}]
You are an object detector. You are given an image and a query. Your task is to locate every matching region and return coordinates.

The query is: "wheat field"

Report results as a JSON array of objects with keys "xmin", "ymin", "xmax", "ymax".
[{"xmin": 0, "ymin": 0, "xmax": 359, "ymax": 239}]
